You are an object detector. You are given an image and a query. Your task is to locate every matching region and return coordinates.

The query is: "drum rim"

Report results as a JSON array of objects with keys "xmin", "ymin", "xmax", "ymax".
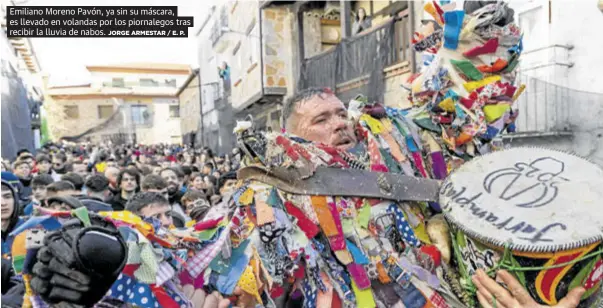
[{"xmin": 441, "ymin": 146, "xmax": 603, "ymax": 253}]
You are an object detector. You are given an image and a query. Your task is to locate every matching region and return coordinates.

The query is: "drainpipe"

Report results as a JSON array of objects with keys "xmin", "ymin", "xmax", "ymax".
[
  {"xmin": 259, "ymin": 4, "xmax": 265, "ymax": 99},
  {"xmin": 407, "ymin": 0, "xmax": 417, "ymax": 73},
  {"xmin": 197, "ymin": 71, "xmax": 204, "ymax": 148}
]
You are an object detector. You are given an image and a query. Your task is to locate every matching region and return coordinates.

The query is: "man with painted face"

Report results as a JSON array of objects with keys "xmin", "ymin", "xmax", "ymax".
[{"xmin": 282, "ymin": 87, "xmax": 357, "ymax": 151}]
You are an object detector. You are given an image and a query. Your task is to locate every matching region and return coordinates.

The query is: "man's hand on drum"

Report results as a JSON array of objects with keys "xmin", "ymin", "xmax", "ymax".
[{"xmin": 472, "ymin": 269, "xmax": 585, "ymax": 308}]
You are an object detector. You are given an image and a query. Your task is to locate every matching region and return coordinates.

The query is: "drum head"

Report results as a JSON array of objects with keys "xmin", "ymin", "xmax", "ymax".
[{"xmin": 440, "ymin": 147, "xmax": 603, "ymax": 252}]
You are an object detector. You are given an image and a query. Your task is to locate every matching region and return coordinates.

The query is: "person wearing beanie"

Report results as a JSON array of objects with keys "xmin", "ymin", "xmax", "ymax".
[
  {"xmin": 13, "ymin": 160, "xmax": 33, "ymax": 203},
  {"xmin": 1, "ymin": 172, "xmax": 25, "ymax": 214},
  {"xmin": 1, "ymin": 180, "xmax": 25, "ymax": 257}
]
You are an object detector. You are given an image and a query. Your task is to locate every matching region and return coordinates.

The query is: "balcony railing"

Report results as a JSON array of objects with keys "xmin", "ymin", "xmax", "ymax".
[
  {"xmin": 210, "ymin": 8, "xmax": 229, "ymax": 46},
  {"xmin": 299, "ymin": 14, "xmax": 410, "ymax": 103},
  {"xmin": 509, "ymin": 75, "xmax": 600, "ymax": 137}
]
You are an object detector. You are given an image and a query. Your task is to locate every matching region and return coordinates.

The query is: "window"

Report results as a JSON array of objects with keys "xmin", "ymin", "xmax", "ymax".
[
  {"xmin": 131, "ymin": 105, "xmax": 150, "ymax": 125},
  {"xmin": 139, "ymin": 78, "xmax": 158, "ymax": 87},
  {"xmin": 112, "ymin": 78, "xmax": 125, "ymax": 87},
  {"xmin": 169, "ymin": 105, "xmax": 180, "ymax": 118},
  {"xmin": 97, "ymin": 105, "xmax": 113, "ymax": 119},
  {"xmin": 64, "ymin": 106, "xmax": 79, "ymax": 119}
]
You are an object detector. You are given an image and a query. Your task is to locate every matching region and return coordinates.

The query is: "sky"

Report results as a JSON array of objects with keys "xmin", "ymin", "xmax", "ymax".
[{"xmin": 23, "ymin": 0, "xmax": 218, "ymax": 86}]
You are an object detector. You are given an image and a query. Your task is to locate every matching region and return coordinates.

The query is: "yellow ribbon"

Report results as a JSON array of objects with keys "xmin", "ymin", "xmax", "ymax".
[
  {"xmin": 463, "ymin": 75, "xmax": 501, "ymax": 93},
  {"xmin": 360, "ymin": 114, "xmax": 384, "ymax": 135}
]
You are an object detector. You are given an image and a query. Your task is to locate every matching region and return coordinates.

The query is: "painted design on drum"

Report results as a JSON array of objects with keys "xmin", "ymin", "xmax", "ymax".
[
  {"xmin": 584, "ymin": 259, "xmax": 603, "ymax": 291},
  {"xmin": 482, "ymin": 157, "xmax": 569, "ymax": 208},
  {"xmin": 454, "ymin": 230, "xmax": 499, "ymax": 277},
  {"xmin": 534, "ymin": 242, "xmax": 598, "ymax": 305}
]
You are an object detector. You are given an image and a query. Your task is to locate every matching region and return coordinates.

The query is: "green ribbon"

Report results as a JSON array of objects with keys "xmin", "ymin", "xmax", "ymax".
[{"xmin": 72, "ymin": 206, "xmax": 91, "ymax": 227}]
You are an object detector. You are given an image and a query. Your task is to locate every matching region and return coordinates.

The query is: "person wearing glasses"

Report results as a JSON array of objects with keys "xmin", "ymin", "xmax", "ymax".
[{"xmin": 51, "ymin": 153, "xmax": 69, "ymax": 177}]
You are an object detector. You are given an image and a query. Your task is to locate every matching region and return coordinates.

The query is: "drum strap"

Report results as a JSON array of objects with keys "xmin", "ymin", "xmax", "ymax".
[{"xmin": 238, "ymin": 165, "xmax": 441, "ymax": 202}]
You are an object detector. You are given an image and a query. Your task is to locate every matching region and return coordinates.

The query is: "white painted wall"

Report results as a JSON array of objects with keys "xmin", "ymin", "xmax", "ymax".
[{"xmin": 506, "ymin": 0, "xmax": 603, "ymax": 165}]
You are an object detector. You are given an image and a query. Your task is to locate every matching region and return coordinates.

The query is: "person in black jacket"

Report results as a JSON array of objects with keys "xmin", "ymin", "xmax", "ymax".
[
  {"xmin": 109, "ymin": 169, "xmax": 140, "ymax": 211},
  {"xmin": 1, "ymin": 180, "xmax": 25, "ymax": 257},
  {"xmin": 13, "ymin": 160, "xmax": 33, "ymax": 204}
]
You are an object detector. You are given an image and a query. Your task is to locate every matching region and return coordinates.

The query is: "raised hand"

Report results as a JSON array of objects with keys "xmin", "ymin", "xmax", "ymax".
[{"xmin": 472, "ymin": 269, "xmax": 585, "ymax": 308}]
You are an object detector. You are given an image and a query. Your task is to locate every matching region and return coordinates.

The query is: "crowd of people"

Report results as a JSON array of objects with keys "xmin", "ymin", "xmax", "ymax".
[
  {"xmin": 1, "ymin": 144, "xmax": 244, "ymax": 251},
  {"xmin": 1, "ymin": 143, "xmax": 248, "ymax": 307},
  {"xmin": 2, "ymin": 143, "xmax": 242, "ymax": 219}
]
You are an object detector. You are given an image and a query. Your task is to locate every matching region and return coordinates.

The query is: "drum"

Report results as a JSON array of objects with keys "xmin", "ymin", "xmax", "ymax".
[{"xmin": 440, "ymin": 147, "xmax": 603, "ymax": 307}]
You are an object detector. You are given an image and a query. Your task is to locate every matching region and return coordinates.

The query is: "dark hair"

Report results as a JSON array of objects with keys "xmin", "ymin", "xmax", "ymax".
[
  {"xmin": 53, "ymin": 152, "xmax": 67, "ymax": 163},
  {"xmin": 218, "ymin": 171, "xmax": 237, "ymax": 191},
  {"xmin": 61, "ymin": 172, "xmax": 85, "ymax": 191},
  {"xmin": 181, "ymin": 190, "xmax": 206, "ymax": 205},
  {"xmin": 47, "ymin": 181, "xmax": 75, "ymax": 193},
  {"xmin": 32, "ymin": 174, "xmax": 54, "ymax": 187},
  {"xmin": 181, "ymin": 165, "xmax": 193, "ymax": 177},
  {"xmin": 189, "ymin": 172, "xmax": 203, "ymax": 183},
  {"xmin": 85, "ymin": 174, "xmax": 109, "ymax": 193},
  {"xmin": 189, "ymin": 205, "xmax": 211, "ymax": 221},
  {"xmin": 160, "ymin": 167, "xmax": 184, "ymax": 179},
  {"xmin": 17, "ymin": 149, "xmax": 31, "ymax": 157},
  {"xmin": 355, "ymin": 7, "xmax": 368, "ymax": 21},
  {"xmin": 203, "ymin": 148, "xmax": 214, "ymax": 159},
  {"xmin": 282, "ymin": 87, "xmax": 334, "ymax": 129},
  {"xmin": 117, "ymin": 169, "xmax": 141, "ymax": 190},
  {"xmin": 203, "ymin": 162, "xmax": 214, "ymax": 170},
  {"xmin": 141, "ymin": 174, "xmax": 167, "ymax": 191},
  {"xmin": 191, "ymin": 166, "xmax": 199, "ymax": 172},
  {"xmin": 205, "ymin": 175, "xmax": 218, "ymax": 187},
  {"xmin": 98, "ymin": 151, "xmax": 108, "ymax": 162},
  {"xmin": 139, "ymin": 166, "xmax": 152, "ymax": 176},
  {"xmin": 125, "ymin": 191, "xmax": 169, "ymax": 214},
  {"xmin": 36, "ymin": 154, "xmax": 51, "ymax": 164}
]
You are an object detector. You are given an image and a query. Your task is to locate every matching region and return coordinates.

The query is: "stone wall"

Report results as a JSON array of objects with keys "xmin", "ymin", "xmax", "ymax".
[
  {"xmin": 262, "ymin": 7, "xmax": 292, "ymax": 91},
  {"xmin": 302, "ymin": 14, "xmax": 322, "ymax": 59},
  {"xmin": 383, "ymin": 63, "xmax": 412, "ymax": 109}
]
